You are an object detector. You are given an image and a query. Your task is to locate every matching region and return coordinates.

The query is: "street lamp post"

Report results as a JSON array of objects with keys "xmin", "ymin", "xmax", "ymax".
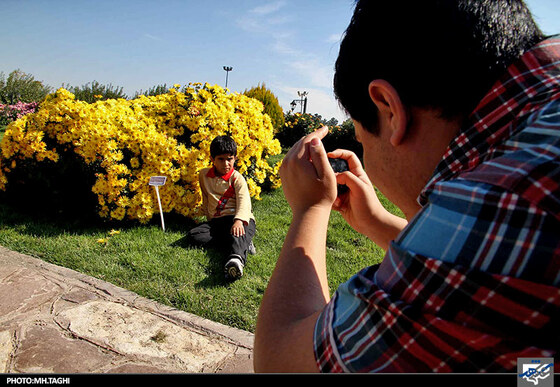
[
  {"xmin": 290, "ymin": 91, "xmax": 308, "ymax": 114},
  {"xmin": 298, "ymin": 91, "xmax": 308, "ymax": 113},
  {"xmin": 223, "ymin": 66, "xmax": 233, "ymax": 89}
]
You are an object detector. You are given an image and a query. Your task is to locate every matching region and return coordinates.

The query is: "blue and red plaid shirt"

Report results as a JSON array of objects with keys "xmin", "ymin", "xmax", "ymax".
[{"xmin": 314, "ymin": 36, "xmax": 560, "ymax": 373}]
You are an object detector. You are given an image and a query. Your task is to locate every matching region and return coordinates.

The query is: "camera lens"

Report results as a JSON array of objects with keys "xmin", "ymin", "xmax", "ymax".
[{"xmin": 328, "ymin": 158, "xmax": 349, "ymax": 195}]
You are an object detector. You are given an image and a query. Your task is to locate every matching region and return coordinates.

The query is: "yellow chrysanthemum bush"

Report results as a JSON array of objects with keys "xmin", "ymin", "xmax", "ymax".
[{"xmin": 0, "ymin": 83, "xmax": 281, "ymax": 223}]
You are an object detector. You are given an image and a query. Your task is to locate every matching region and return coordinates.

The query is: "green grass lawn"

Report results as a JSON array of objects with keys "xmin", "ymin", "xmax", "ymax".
[{"xmin": 0, "ymin": 167, "xmax": 402, "ymax": 333}]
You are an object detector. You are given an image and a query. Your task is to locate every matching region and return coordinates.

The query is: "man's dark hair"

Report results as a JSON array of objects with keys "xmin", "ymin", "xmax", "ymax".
[
  {"xmin": 210, "ymin": 135, "xmax": 238, "ymax": 158},
  {"xmin": 334, "ymin": 0, "xmax": 545, "ymax": 134}
]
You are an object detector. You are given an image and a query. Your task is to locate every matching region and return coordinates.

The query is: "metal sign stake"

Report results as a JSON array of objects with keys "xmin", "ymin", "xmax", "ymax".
[{"xmin": 149, "ymin": 176, "xmax": 167, "ymax": 231}]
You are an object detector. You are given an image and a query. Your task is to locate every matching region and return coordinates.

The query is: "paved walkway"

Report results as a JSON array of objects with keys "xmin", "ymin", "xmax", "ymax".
[{"xmin": 0, "ymin": 245, "xmax": 254, "ymax": 374}]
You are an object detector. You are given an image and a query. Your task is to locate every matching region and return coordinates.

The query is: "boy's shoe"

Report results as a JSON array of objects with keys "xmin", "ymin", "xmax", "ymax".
[
  {"xmin": 225, "ymin": 255, "xmax": 244, "ymax": 280},
  {"xmin": 248, "ymin": 242, "xmax": 256, "ymax": 255}
]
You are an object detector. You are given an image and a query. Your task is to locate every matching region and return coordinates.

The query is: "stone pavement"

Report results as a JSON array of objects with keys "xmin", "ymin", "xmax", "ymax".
[{"xmin": 0, "ymin": 245, "xmax": 254, "ymax": 374}]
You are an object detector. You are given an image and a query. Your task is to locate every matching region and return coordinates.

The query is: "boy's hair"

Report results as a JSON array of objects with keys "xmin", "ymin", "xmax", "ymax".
[
  {"xmin": 334, "ymin": 0, "xmax": 545, "ymax": 134},
  {"xmin": 210, "ymin": 135, "xmax": 238, "ymax": 158}
]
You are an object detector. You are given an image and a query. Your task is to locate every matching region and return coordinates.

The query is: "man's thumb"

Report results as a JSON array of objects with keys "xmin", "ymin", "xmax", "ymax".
[{"xmin": 310, "ymin": 137, "xmax": 330, "ymax": 178}]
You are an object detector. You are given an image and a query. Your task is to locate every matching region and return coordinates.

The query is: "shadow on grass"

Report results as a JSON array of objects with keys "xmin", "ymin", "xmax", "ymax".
[
  {"xmin": 195, "ymin": 250, "xmax": 236, "ymax": 288},
  {"xmin": 0, "ymin": 193, "xmax": 201, "ymax": 237},
  {"xmin": 0, "ymin": 200, "xmax": 104, "ymax": 237},
  {"xmin": 170, "ymin": 232, "xmax": 242, "ymax": 288}
]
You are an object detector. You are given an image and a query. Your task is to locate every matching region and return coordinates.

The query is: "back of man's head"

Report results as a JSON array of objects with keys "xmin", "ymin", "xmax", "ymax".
[{"xmin": 335, "ymin": 0, "xmax": 545, "ymax": 133}]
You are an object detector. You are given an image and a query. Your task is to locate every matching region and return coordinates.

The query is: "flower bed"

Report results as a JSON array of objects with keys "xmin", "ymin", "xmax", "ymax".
[
  {"xmin": 0, "ymin": 102, "xmax": 40, "ymax": 126},
  {"xmin": 0, "ymin": 83, "xmax": 281, "ymax": 223}
]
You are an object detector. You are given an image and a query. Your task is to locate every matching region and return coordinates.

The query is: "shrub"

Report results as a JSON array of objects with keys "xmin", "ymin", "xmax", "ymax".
[
  {"xmin": 0, "ymin": 83, "xmax": 282, "ymax": 223},
  {"xmin": 275, "ymin": 113, "xmax": 361, "ymax": 155},
  {"xmin": 321, "ymin": 119, "xmax": 362, "ymax": 157},
  {"xmin": 0, "ymin": 102, "xmax": 40, "ymax": 126},
  {"xmin": 276, "ymin": 112, "xmax": 324, "ymax": 148}
]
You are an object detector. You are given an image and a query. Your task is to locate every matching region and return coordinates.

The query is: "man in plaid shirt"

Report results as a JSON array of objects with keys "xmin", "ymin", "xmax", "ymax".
[{"xmin": 254, "ymin": 0, "xmax": 559, "ymax": 373}]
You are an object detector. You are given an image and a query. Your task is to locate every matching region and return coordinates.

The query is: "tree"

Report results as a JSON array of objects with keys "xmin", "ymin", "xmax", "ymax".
[
  {"xmin": 0, "ymin": 69, "xmax": 52, "ymax": 104},
  {"xmin": 133, "ymin": 84, "xmax": 170, "ymax": 98},
  {"xmin": 243, "ymin": 83, "xmax": 285, "ymax": 132},
  {"xmin": 62, "ymin": 80, "xmax": 128, "ymax": 103},
  {"xmin": 323, "ymin": 117, "xmax": 339, "ymax": 127}
]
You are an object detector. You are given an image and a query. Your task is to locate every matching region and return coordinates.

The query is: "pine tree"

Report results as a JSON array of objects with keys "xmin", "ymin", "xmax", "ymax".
[{"xmin": 243, "ymin": 83, "xmax": 285, "ymax": 132}]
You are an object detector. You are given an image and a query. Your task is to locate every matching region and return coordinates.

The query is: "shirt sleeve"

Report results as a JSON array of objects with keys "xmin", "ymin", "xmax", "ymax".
[
  {"xmin": 233, "ymin": 172, "xmax": 253, "ymax": 224},
  {"xmin": 398, "ymin": 178, "xmax": 560, "ymax": 286}
]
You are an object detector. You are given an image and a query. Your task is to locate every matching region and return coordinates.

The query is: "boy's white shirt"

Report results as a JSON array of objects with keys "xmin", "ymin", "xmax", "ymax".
[{"xmin": 198, "ymin": 167, "xmax": 254, "ymax": 224}]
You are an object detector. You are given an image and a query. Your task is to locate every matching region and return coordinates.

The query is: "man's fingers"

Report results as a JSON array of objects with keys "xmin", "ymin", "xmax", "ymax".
[
  {"xmin": 297, "ymin": 126, "xmax": 329, "ymax": 158},
  {"xmin": 309, "ymin": 137, "xmax": 331, "ymax": 179},
  {"xmin": 281, "ymin": 127, "xmax": 329, "ymax": 173},
  {"xmin": 327, "ymin": 149, "xmax": 365, "ymax": 175},
  {"xmin": 336, "ymin": 170, "xmax": 364, "ymax": 193}
]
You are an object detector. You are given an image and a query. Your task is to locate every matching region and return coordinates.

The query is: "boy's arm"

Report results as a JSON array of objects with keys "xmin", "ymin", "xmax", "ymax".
[
  {"xmin": 198, "ymin": 172, "xmax": 209, "ymax": 219},
  {"xmin": 233, "ymin": 173, "xmax": 252, "ymax": 224}
]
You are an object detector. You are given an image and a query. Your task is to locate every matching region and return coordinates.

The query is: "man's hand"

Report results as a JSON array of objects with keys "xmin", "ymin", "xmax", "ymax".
[
  {"xmin": 329, "ymin": 149, "xmax": 408, "ymax": 250},
  {"xmin": 231, "ymin": 219, "xmax": 245, "ymax": 237},
  {"xmin": 279, "ymin": 126, "xmax": 337, "ymax": 216},
  {"xmin": 328, "ymin": 149, "xmax": 382, "ymax": 234}
]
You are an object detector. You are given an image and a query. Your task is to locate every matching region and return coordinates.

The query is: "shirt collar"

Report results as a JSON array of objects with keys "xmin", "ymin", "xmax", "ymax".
[
  {"xmin": 206, "ymin": 166, "xmax": 235, "ymax": 181},
  {"xmin": 419, "ymin": 36, "xmax": 560, "ymax": 206}
]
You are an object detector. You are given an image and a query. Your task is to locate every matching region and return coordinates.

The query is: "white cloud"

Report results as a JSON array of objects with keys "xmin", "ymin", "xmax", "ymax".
[
  {"xmin": 272, "ymin": 39, "xmax": 298, "ymax": 56},
  {"xmin": 304, "ymin": 88, "xmax": 346, "ymax": 122},
  {"xmin": 267, "ymin": 15, "xmax": 291, "ymax": 25},
  {"xmin": 273, "ymin": 83, "xmax": 347, "ymax": 122},
  {"xmin": 289, "ymin": 58, "xmax": 333, "ymax": 89},
  {"xmin": 236, "ymin": 2, "xmax": 290, "ymax": 34},
  {"xmin": 236, "ymin": 1, "xmax": 346, "ymax": 122},
  {"xmin": 250, "ymin": 1, "xmax": 287, "ymax": 15},
  {"xmin": 236, "ymin": 16, "xmax": 263, "ymax": 33},
  {"xmin": 143, "ymin": 33, "xmax": 162, "ymax": 42}
]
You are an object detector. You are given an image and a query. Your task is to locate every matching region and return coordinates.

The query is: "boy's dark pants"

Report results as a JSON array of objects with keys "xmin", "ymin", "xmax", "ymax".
[{"xmin": 187, "ymin": 216, "xmax": 256, "ymax": 265}]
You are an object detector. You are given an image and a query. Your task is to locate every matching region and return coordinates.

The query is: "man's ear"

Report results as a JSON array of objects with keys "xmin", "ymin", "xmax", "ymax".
[{"xmin": 368, "ymin": 80, "xmax": 408, "ymax": 146}]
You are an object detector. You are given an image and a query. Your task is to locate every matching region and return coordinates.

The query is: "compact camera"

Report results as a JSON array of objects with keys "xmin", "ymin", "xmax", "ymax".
[{"xmin": 328, "ymin": 158, "xmax": 349, "ymax": 195}]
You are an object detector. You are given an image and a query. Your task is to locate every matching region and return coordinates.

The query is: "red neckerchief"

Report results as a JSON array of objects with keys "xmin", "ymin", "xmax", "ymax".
[
  {"xmin": 206, "ymin": 167, "xmax": 236, "ymax": 217},
  {"xmin": 206, "ymin": 166, "xmax": 235, "ymax": 181}
]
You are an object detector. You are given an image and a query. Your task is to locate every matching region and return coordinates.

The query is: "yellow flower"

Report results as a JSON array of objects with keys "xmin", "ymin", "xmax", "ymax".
[
  {"xmin": 0, "ymin": 83, "xmax": 281, "ymax": 223},
  {"xmin": 97, "ymin": 238, "xmax": 107, "ymax": 244},
  {"xmin": 109, "ymin": 229, "xmax": 120, "ymax": 236}
]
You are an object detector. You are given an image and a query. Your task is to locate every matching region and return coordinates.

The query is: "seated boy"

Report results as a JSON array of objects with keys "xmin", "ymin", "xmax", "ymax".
[{"xmin": 187, "ymin": 135, "xmax": 256, "ymax": 280}]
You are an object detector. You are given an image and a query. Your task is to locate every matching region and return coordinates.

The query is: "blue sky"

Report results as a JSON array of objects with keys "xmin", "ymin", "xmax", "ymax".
[{"xmin": 3, "ymin": 0, "xmax": 559, "ymax": 122}]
